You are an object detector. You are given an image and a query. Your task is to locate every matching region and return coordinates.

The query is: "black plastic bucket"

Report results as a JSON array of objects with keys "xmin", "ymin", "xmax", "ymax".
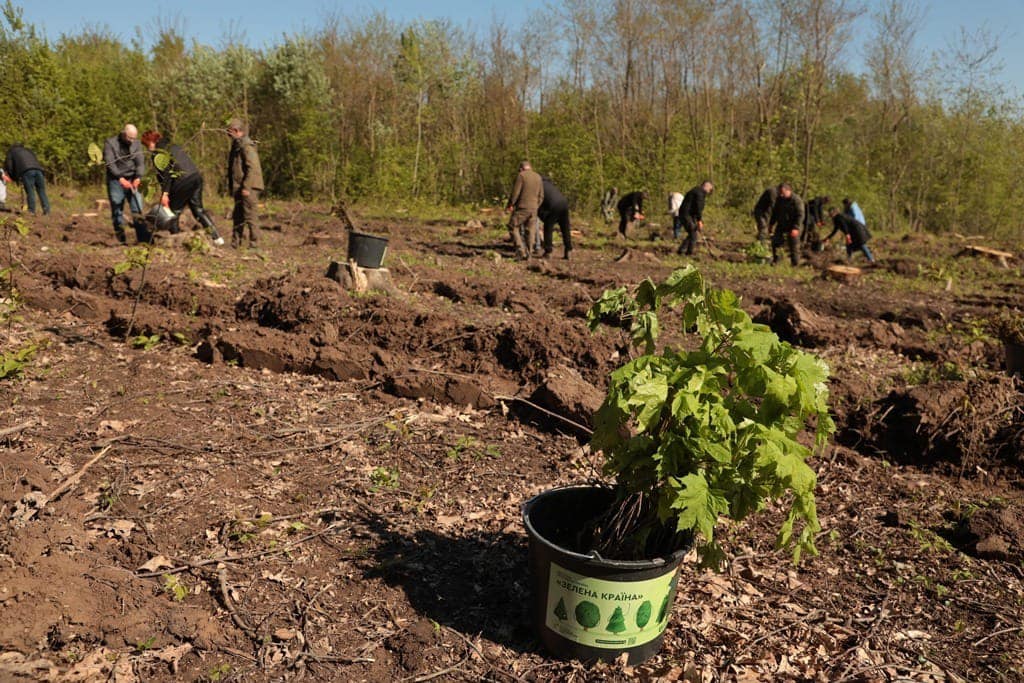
[
  {"xmin": 1005, "ymin": 342, "xmax": 1024, "ymax": 376},
  {"xmin": 522, "ymin": 486, "xmax": 688, "ymax": 665},
  {"xmin": 347, "ymin": 231, "xmax": 389, "ymax": 268}
]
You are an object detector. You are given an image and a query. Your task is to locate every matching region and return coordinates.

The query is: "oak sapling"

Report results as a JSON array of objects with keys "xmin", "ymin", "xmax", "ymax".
[{"xmin": 586, "ymin": 266, "xmax": 835, "ymax": 568}]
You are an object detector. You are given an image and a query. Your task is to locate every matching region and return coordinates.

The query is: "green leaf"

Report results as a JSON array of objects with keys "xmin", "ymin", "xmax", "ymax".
[{"xmin": 668, "ymin": 473, "xmax": 728, "ymax": 542}]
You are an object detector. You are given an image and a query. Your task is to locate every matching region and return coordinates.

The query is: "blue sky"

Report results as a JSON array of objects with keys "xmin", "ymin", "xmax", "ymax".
[{"xmin": 17, "ymin": 0, "xmax": 1024, "ymax": 98}]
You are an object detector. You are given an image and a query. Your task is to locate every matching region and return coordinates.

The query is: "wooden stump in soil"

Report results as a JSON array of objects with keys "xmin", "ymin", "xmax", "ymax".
[
  {"xmin": 955, "ymin": 244, "xmax": 1015, "ymax": 269},
  {"xmin": 95, "ymin": 199, "xmax": 109, "ymax": 210},
  {"xmin": 823, "ymin": 264, "xmax": 862, "ymax": 283},
  {"xmin": 326, "ymin": 260, "xmax": 396, "ymax": 295}
]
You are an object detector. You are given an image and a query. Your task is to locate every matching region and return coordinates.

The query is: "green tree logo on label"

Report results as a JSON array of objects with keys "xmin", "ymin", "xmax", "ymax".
[
  {"xmin": 575, "ymin": 601, "xmax": 600, "ymax": 630},
  {"xmin": 606, "ymin": 606, "xmax": 627, "ymax": 634}
]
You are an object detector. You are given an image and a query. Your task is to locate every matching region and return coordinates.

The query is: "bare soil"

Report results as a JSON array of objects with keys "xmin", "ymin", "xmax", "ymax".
[{"xmin": 1, "ymin": 201, "xmax": 1022, "ymax": 682}]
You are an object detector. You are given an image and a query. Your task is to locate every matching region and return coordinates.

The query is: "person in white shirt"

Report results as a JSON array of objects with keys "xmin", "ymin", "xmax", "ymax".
[{"xmin": 668, "ymin": 191, "xmax": 684, "ymax": 239}]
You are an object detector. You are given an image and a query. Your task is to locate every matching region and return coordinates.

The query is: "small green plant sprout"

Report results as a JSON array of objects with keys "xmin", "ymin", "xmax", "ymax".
[
  {"xmin": 369, "ymin": 466, "xmax": 400, "ymax": 490},
  {"xmin": 0, "ymin": 340, "xmax": 39, "ymax": 380},
  {"xmin": 185, "ymin": 234, "xmax": 210, "ymax": 254},
  {"xmin": 130, "ymin": 334, "xmax": 161, "ymax": 350},
  {"xmin": 171, "ymin": 331, "xmax": 191, "ymax": 346},
  {"xmin": 208, "ymin": 663, "xmax": 232, "ymax": 682},
  {"xmin": 113, "ymin": 245, "xmax": 155, "ymax": 275},
  {"xmin": 161, "ymin": 574, "xmax": 189, "ymax": 601},
  {"xmin": 744, "ymin": 240, "xmax": 771, "ymax": 263},
  {"xmin": 135, "ymin": 636, "xmax": 158, "ymax": 652},
  {"xmin": 586, "ymin": 265, "xmax": 835, "ymax": 568},
  {"xmin": 446, "ymin": 435, "xmax": 478, "ymax": 461}
]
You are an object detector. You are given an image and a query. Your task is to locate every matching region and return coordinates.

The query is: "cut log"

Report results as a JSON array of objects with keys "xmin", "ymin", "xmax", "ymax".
[
  {"xmin": 824, "ymin": 264, "xmax": 863, "ymax": 283},
  {"xmin": 95, "ymin": 199, "xmax": 110, "ymax": 210},
  {"xmin": 956, "ymin": 245, "xmax": 1014, "ymax": 269},
  {"xmin": 325, "ymin": 260, "xmax": 396, "ymax": 295}
]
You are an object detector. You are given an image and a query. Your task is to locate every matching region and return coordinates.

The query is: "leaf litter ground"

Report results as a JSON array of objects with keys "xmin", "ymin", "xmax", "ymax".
[{"xmin": 0, "ymin": 204, "xmax": 1022, "ymax": 682}]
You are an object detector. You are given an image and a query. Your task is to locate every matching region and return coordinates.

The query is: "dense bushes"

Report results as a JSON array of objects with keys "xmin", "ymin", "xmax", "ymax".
[{"xmin": 1, "ymin": 1, "xmax": 1021, "ymax": 237}]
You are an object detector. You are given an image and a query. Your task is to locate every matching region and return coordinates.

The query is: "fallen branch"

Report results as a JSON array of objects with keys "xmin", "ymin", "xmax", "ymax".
[
  {"xmin": 216, "ymin": 565, "xmax": 260, "ymax": 641},
  {"xmin": 0, "ymin": 420, "xmax": 34, "ymax": 439},
  {"xmin": 44, "ymin": 442, "xmax": 119, "ymax": 509},
  {"xmin": 494, "ymin": 395, "xmax": 594, "ymax": 435},
  {"xmin": 401, "ymin": 654, "xmax": 471, "ymax": 683},
  {"xmin": 137, "ymin": 521, "xmax": 346, "ymax": 578}
]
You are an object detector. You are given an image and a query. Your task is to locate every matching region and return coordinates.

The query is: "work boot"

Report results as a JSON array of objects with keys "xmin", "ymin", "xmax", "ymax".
[{"xmin": 563, "ymin": 251, "xmax": 571, "ymax": 261}]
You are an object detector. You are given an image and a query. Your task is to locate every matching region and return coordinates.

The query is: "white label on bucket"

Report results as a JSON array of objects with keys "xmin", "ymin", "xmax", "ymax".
[{"xmin": 544, "ymin": 561, "xmax": 680, "ymax": 649}]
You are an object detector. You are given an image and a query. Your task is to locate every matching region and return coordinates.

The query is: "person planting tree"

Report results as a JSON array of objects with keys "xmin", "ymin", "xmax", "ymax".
[
  {"xmin": 140, "ymin": 130, "xmax": 224, "ymax": 245},
  {"xmin": 3, "ymin": 143, "xmax": 50, "ymax": 216},
  {"xmin": 504, "ymin": 160, "xmax": 544, "ymax": 260},
  {"xmin": 103, "ymin": 124, "xmax": 148, "ymax": 244},
  {"xmin": 802, "ymin": 195, "xmax": 830, "ymax": 251},
  {"xmin": 751, "ymin": 185, "xmax": 777, "ymax": 244},
  {"xmin": 616, "ymin": 190, "xmax": 646, "ymax": 238},
  {"xmin": 675, "ymin": 180, "xmax": 713, "ymax": 256},
  {"xmin": 823, "ymin": 207, "xmax": 875, "ymax": 263},
  {"xmin": 768, "ymin": 182, "xmax": 804, "ymax": 266},
  {"xmin": 538, "ymin": 175, "xmax": 572, "ymax": 260},
  {"xmin": 226, "ymin": 118, "xmax": 264, "ymax": 249}
]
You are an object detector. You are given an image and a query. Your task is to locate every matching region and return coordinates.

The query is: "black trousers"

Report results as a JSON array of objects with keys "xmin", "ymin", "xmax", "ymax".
[
  {"xmin": 540, "ymin": 207, "xmax": 572, "ymax": 255},
  {"xmin": 771, "ymin": 226, "xmax": 800, "ymax": 266},
  {"xmin": 168, "ymin": 173, "xmax": 219, "ymax": 237}
]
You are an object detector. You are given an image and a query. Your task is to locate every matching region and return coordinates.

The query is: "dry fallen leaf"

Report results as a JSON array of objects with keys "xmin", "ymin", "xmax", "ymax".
[{"xmin": 138, "ymin": 555, "xmax": 175, "ymax": 572}]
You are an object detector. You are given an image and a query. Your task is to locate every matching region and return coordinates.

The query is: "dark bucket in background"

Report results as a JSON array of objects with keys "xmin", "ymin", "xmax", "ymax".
[
  {"xmin": 522, "ymin": 486, "xmax": 688, "ymax": 665},
  {"xmin": 1005, "ymin": 342, "xmax": 1024, "ymax": 376},
  {"xmin": 347, "ymin": 231, "xmax": 389, "ymax": 268}
]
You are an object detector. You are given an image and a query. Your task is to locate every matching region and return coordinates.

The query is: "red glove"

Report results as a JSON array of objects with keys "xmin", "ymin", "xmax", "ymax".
[
  {"xmin": 118, "ymin": 177, "xmax": 132, "ymax": 190},
  {"xmin": 635, "ymin": 212, "xmax": 645, "ymax": 221},
  {"xmin": 1, "ymin": 172, "xmax": 10, "ymax": 183},
  {"xmin": 789, "ymin": 229, "xmax": 800, "ymax": 238},
  {"xmin": 845, "ymin": 234, "xmax": 852, "ymax": 245},
  {"xmin": 160, "ymin": 193, "xmax": 170, "ymax": 208},
  {"xmin": 131, "ymin": 178, "xmax": 141, "ymax": 190}
]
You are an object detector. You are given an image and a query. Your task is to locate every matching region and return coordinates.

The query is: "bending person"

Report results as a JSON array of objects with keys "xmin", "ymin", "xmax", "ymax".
[{"xmin": 140, "ymin": 130, "xmax": 224, "ymax": 244}]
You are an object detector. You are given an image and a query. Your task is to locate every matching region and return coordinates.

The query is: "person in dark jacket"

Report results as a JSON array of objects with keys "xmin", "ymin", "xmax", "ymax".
[
  {"xmin": 676, "ymin": 180, "xmax": 713, "ymax": 255},
  {"xmin": 538, "ymin": 176, "xmax": 572, "ymax": 260},
  {"xmin": 802, "ymin": 195, "xmax": 830, "ymax": 250},
  {"xmin": 616, "ymin": 190, "xmax": 645, "ymax": 237},
  {"xmin": 140, "ymin": 130, "xmax": 224, "ymax": 244},
  {"xmin": 3, "ymin": 144, "xmax": 50, "ymax": 215},
  {"xmin": 226, "ymin": 118, "xmax": 264, "ymax": 249},
  {"xmin": 824, "ymin": 208, "xmax": 874, "ymax": 263},
  {"xmin": 752, "ymin": 186, "xmax": 777, "ymax": 243},
  {"xmin": 103, "ymin": 124, "xmax": 148, "ymax": 243},
  {"xmin": 768, "ymin": 183, "xmax": 804, "ymax": 266}
]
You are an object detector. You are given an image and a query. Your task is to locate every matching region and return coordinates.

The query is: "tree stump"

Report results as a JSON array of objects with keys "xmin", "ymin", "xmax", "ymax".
[
  {"xmin": 326, "ymin": 260, "xmax": 396, "ymax": 295},
  {"xmin": 823, "ymin": 264, "xmax": 862, "ymax": 283}
]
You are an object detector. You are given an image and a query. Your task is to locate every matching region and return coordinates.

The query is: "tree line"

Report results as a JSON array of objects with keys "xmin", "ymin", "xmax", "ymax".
[{"xmin": 1, "ymin": 0, "xmax": 1021, "ymax": 237}]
